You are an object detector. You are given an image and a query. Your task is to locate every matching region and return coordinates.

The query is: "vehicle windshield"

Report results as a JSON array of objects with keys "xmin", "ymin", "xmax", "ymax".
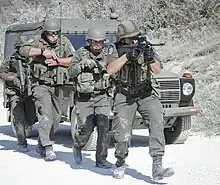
[{"xmin": 4, "ymin": 31, "xmax": 40, "ymax": 59}]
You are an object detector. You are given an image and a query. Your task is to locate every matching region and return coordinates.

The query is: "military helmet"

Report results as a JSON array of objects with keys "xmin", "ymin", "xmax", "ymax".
[
  {"xmin": 117, "ymin": 20, "xmax": 140, "ymax": 39},
  {"xmin": 86, "ymin": 27, "xmax": 106, "ymax": 41},
  {"xmin": 43, "ymin": 19, "xmax": 60, "ymax": 33}
]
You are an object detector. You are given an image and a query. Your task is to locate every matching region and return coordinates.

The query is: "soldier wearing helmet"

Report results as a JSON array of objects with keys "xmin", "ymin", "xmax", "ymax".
[
  {"xmin": 18, "ymin": 19, "xmax": 76, "ymax": 161},
  {"xmin": 68, "ymin": 26, "xmax": 118, "ymax": 169},
  {"xmin": 106, "ymin": 20, "xmax": 174, "ymax": 180},
  {"xmin": 0, "ymin": 40, "xmax": 35, "ymax": 153}
]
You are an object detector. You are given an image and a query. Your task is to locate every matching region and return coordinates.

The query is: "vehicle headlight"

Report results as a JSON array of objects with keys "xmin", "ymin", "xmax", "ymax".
[{"xmin": 182, "ymin": 82, "xmax": 193, "ymax": 96}]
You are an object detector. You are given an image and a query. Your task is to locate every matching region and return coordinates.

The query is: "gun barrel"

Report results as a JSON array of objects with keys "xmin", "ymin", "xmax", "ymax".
[
  {"xmin": 151, "ymin": 43, "xmax": 165, "ymax": 46},
  {"xmin": 18, "ymin": 60, "xmax": 25, "ymax": 92}
]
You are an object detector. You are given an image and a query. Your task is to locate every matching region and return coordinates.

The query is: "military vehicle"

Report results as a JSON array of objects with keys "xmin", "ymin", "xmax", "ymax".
[{"xmin": 2, "ymin": 9, "xmax": 199, "ymax": 151}]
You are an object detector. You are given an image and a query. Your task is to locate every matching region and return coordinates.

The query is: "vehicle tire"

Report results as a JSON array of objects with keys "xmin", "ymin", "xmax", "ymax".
[
  {"xmin": 70, "ymin": 107, "xmax": 97, "ymax": 151},
  {"xmin": 82, "ymin": 128, "xmax": 98, "ymax": 151},
  {"xmin": 164, "ymin": 116, "xmax": 191, "ymax": 144},
  {"xmin": 10, "ymin": 108, "xmax": 33, "ymax": 138}
]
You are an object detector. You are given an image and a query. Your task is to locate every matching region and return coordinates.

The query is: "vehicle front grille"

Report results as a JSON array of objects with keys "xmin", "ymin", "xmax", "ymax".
[{"xmin": 158, "ymin": 79, "xmax": 180, "ymax": 102}]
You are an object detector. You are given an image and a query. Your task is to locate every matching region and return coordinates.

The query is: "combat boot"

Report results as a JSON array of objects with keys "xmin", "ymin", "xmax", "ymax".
[
  {"xmin": 17, "ymin": 143, "xmax": 28, "ymax": 153},
  {"xmin": 73, "ymin": 147, "xmax": 82, "ymax": 164},
  {"xmin": 44, "ymin": 145, "xmax": 56, "ymax": 161},
  {"xmin": 112, "ymin": 159, "xmax": 129, "ymax": 179},
  {"xmin": 96, "ymin": 159, "xmax": 112, "ymax": 169},
  {"xmin": 36, "ymin": 143, "xmax": 46, "ymax": 157},
  {"xmin": 152, "ymin": 156, "xmax": 174, "ymax": 180}
]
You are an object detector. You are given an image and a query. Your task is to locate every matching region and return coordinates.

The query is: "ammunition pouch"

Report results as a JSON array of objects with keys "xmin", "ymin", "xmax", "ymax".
[
  {"xmin": 93, "ymin": 72, "xmax": 111, "ymax": 91},
  {"xmin": 76, "ymin": 72, "xmax": 95, "ymax": 93},
  {"xmin": 55, "ymin": 67, "xmax": 70, "ymax": 85},
  {"xmin": 33, "ymin": 64, "xmax": 70, "ymax": 86}
]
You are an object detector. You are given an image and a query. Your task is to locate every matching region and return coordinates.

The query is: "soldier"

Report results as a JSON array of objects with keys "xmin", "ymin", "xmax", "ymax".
[
  {"xmin": 0, "ymin": 42, "xmax": 33, "ymax": 152},
  {"xmin": 18, "ymin": 19, "xmax": 75, "ymax": 161},
  {"xmin": 69, "ymin": 27, "xmax": 118, "ymax": 168},
  {"xmin": 106, "ymin": 20, "xmax": 174, "ymax": 180}
]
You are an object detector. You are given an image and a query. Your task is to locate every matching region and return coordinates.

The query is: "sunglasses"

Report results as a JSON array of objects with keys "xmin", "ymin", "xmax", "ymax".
[
  {"xmin": 45, "ymin": 31, "xmax": 60, "ymax": 35},
  {"xmin": 91, "ymin": 40, "xmax": 105, "ymax": 44}
]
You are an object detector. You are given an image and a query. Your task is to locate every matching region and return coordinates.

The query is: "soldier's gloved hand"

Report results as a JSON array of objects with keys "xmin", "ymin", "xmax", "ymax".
[
  {"xmin": 126, "ymin": 48, "xmax": 140, "ymax": 60},
  {"xmin": 83, "ymin": 59, "xmax": 97, "ymax": 69},
  {"xmin": 144, "ymin": 47, "xmax": 154, "ymax": 62},
  {"xmin": 12, "ymin": 77, "xmax": 21, "ymax": 89}
]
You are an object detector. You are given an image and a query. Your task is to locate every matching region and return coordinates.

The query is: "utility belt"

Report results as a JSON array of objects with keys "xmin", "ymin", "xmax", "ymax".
[
  {"xmin": 76, "ymin": 89, "xmax": 106, "ymax": 98},
  {"xmin": 116, "ymin": 83, "xmax": 152, "ymax": 96}
]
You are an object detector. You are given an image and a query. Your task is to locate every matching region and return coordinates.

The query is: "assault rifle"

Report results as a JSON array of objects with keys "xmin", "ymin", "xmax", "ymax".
[
  {"xmin": 116, "ymin": 35, "xmax": 165, "ymax": 60},
  {"xmin": 136, "ymin": 35, "xmax": 165, "ymax": 48},
  {"xmin": 11, "ymin": 53, "xmax": 32, "ymax": 96}
]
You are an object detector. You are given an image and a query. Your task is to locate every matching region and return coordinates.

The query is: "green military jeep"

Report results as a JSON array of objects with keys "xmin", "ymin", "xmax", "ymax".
[{"xmin": 3, "ymin": 11, "xmax": 199, "ymax": 151}]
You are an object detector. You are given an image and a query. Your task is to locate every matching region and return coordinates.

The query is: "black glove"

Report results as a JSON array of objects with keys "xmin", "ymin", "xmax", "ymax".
[
  {"xmin": 126, "ymin": 48, "xmax": 140, "ymax": 60},
  {"xmin": 144, "ymin": 47, "xmax": 154, "ymax": 62}
]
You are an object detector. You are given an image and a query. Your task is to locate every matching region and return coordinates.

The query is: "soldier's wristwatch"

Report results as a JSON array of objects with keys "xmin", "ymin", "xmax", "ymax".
[{"xmin": 41, "ymin": 48, "xmax": 45, "ymax": 55}]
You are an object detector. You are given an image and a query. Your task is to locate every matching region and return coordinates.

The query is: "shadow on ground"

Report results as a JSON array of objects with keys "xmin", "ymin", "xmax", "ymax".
[
  {"xmin": 0, "ymin": 138, "xmax": 165, "ymax": 184},
  {"xmin": 0, "ymin": 123, "xmax": 166, "ymax": 184},
  {"xmin": 0, "ymin": 123, "xmax": 150, "ymax": 149}
]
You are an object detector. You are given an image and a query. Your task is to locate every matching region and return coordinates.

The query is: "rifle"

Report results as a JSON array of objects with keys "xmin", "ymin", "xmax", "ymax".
[
  {"xmin": 11, "ymin": 53, "xmax": 32, "ymax": 96},
  {"xmin": 117, "ymin": 35, "xmax": 165, "ymax": 60},
  {"xmin": 56, "ymin": 1, "xmax": 64, "ymax": 85}
]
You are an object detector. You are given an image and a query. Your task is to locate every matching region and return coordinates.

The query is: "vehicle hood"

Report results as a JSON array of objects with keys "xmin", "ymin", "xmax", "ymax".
[{"xmin": 153, "ymin": 68, "xmax": 179, "ymax": 79}]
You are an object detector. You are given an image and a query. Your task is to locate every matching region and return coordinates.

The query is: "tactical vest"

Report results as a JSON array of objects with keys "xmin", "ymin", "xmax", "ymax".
[
  {"xmin": 115, "ymin": 43, "xmax": 161, "ymax": 98},
  {"xmin": 115, "ymin": 43, "xmax": 151, "ymax": 88},
  {"xmin": 31, "ymin": 36, "xmax": 69, "ymax": 85},
  {"xmin": 76, "ymin": 47, "xmax": 110, "ymax": 94}
]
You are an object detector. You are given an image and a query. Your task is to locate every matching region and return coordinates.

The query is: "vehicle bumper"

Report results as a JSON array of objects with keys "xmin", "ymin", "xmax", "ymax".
[
  {"xmin": 135, "ymin": 106, "xmax": 199, "ymax": 118},
  {"xmin": 163, "ymin": 106, "xmax": 199, "ymax": 117}
]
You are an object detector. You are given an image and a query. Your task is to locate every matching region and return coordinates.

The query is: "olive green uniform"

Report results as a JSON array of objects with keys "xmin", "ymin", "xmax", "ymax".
[
  {"xmin": 109, "ymin": 42, "xmax": 165, "ymax": 163},
  {"xmin": 0, "ymin": 55, "xmax": 35, "ymax": 148},
  {"xmin": 111, "ymin": 20, "xmax": 174, "ymax": 180},
  {"xmin": 69, "ymin": 45, "xmax": 118, "ymax": 162},
  {"xmin": 19, "ymin": 35, "xmax": 75, "ymax": 147}
]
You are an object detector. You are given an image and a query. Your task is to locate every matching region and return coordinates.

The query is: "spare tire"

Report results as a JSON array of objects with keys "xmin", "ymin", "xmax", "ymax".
[{"xmin": 70, "ymin": 107, "xmax": 98, "ymax": 151}]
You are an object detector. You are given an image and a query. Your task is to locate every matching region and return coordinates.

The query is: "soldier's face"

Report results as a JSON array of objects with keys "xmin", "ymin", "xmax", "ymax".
[
  {"xmin": 124, "ymin": 37, "xmax": 138, "ymax": 45},
  {"xmin": 90, "ymin": 40, "xmax": 105, "ymax": 54},
  {"xmin": 91, "ymin": 40, "xmax": 104, "ymax": 50},
  {"xmin": 45, "ymin": 31, "xmax": 59, "ymax": 43}
]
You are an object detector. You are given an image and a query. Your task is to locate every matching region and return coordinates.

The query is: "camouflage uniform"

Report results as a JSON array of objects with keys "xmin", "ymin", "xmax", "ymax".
[
  {"xmin": 69, "ymin": 27, "xmax": 118, "ymax": 168},
  {"xmin": 0, "ymin": 53, "xmax": 35, "ymax": 152},
  {"xmin": 19, "ymin": 20, "xmax": 75, "ymax": 161},
  {"xmin": 108, "ymin": 20, "xmax": 174, "ymax": 180}
]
